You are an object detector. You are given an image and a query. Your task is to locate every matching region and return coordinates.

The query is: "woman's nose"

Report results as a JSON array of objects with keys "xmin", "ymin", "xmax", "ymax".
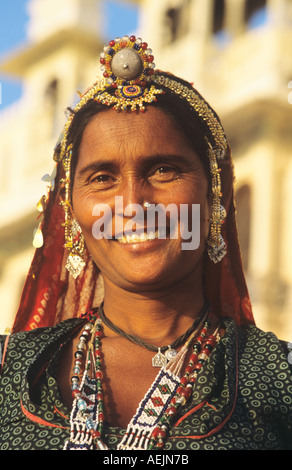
[
  {"xmin": 120, "ymin": 178, "xmax": 152, "ymax": 212},
  {"xmin": 112, "ymin": 179, "xmax": 155, "ymax": 234}
]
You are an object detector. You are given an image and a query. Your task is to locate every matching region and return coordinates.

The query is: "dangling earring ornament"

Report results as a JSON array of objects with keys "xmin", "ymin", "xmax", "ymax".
[
  {"xmin": 65, "ymin": 219, "xmax": 85, "ymax": 279},
  {"xmin": 207, "ymin": 142, "xmax": 227, "ymax": 263},
  {"xmin": 61, "ymin": 144, "xmax": 86, "ymax": 279},
  {"xmin": 32, "ymin": 168, "xmax": 57, "ymax": 249}
]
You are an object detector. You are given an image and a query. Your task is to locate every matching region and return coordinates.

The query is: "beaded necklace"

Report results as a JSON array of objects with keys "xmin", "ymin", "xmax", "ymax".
[{"xmin": 63, "ymin": 308, "xmax": 220, "ymax": 450}]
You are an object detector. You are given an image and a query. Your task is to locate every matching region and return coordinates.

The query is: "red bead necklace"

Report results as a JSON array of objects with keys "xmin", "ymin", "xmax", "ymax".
[
  {"xmin": 68, "ymin": 310, "xmax": 220, "ymax": 450},
  {"xmin": 148, "ymin": 319, "xmax": 219, "ymax": 449}
]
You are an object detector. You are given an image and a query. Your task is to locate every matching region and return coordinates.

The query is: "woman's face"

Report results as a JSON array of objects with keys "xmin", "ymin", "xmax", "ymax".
[{"xmin": 72, "ymin": 106, "xmax": 210, "ymax": 292}]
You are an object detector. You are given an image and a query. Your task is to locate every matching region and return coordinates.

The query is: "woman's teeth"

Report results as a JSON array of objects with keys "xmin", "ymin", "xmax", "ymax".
[{"xmin": 116, "ymin": 230, "xmax": 160, "ymax": 244}]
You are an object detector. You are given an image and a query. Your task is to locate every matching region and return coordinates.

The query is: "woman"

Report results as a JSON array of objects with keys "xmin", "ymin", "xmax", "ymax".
[{"xmin": 0, "ymin": 36, "xmax": 291, "ymax": 451}]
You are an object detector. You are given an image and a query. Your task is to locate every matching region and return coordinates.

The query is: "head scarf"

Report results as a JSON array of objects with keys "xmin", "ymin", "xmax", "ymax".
[{"xmin": 12, "ymin": 38, "xmax": 254, "ymax": 333}]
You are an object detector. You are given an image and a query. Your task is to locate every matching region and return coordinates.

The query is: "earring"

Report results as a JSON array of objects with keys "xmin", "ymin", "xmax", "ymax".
[
  {"xmin": 65, "ymin": 219, "xmax": 86, "ymax": 279},
  {"xmin": 207, "ymin": 204, "xmax": 227, "ymax": 263},
  {"xmin": 62, "ymin": 144, "xmax": 86, "ymax": 278},
  {"xmin": 207, "ymin": 229, "xmax": 227, "ymax": 264},
  {"xmin": 207, "ymin": 142, "xmax": 227, "ymax": 263}
]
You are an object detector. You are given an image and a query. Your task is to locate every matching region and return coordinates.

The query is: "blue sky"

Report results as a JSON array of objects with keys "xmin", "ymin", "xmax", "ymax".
[{"xmin": 0, "ymin": 1, "xmax": 139, "ymax": 108}]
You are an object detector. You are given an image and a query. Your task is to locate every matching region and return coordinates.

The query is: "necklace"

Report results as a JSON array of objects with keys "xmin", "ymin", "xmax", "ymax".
[
  {"xmin": 98, "ymin": 300, "xmax": 209, "ymax": 367},
  {"xmin": 64, "ymin": 307, "xmax": 220, "ymax": 450}
]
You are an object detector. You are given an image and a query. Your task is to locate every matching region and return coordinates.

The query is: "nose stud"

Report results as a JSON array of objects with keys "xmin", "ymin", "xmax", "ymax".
[{"xmin": 143, "ymin": 202, "xmax": 152, "ymax": 208}]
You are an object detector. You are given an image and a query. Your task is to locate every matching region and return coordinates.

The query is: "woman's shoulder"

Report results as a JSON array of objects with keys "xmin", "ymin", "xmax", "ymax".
[
  {"xmin": 1, "ymin": 316, "xmax": 83, "ymax": 343},
  {"xmin": 241, "ymin": 321, "xmax": 291, "ymax": 354},
  {"xmin": 223, "ymin": 317, "xmax": 292, "ymax": 374},
  {"xmin": 0, "ymin": 317, "xmax": 84, "ymax": 374}
]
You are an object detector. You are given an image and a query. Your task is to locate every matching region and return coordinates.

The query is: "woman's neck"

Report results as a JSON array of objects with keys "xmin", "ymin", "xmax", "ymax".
[{"xmin": 101, "ymin": 273, "xmax": 206, "ymax": 347}]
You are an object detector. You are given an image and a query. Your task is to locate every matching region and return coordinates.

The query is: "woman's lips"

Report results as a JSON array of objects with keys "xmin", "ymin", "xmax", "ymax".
[{"xmin": 113, "ymin": 228, "xmax": 169, "ymax": 244}]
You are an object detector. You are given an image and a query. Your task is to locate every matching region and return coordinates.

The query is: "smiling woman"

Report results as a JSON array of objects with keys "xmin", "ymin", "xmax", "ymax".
[
  {"xmin": 72, "ymin": 107, "xmax": 209, "ymax": 293},
  {"xmin": 0, "ymin": 35, "xmax": 292, "ymax": 451}
]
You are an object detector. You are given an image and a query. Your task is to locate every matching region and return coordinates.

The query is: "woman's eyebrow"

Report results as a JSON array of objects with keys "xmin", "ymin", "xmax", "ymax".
[
  {"xmin": 142, "ymin": 153, "xmax": 193, "ymax": 164},
  {"xmin": 138, "ymin": 153, "xmax": 198, "ymax": 171},
  {"xmin": 76, "ymin": 153, "xmax": 195, "ymax": 177},
  {"xmin": 76, "ymin": 161, "xmax": 116, "ymax": 177}
]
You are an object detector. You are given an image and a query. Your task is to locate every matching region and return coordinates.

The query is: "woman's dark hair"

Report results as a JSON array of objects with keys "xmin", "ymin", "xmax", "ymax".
[{"xmin": 67, "ymin": 76, "xmax": 213, "ymax": 189}]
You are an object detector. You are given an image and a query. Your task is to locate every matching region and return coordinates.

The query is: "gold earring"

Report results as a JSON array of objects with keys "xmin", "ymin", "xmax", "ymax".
[
  {"xmin": 61, "ymin": 144, "xmax": 86, "ymax": 278},
  {"xmin": 65, "ymin": 219, "xmax": 86, "ymax": 279},
  {"xmin": 206, "ymin": 143, "xmax": 227, "ymax": 263}
]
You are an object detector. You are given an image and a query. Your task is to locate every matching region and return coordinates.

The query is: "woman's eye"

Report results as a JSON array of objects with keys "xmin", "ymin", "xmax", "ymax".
[
  {"xmin": 96, "ymin": 175, "xmax": 109, "ymax": 182},
  {"xmin": 150, "ymin": 166, "xmax": 179, "ymax": 181},
  {"xmin": 157, "ymin": 166, "xmax": 171, "ymax": 173},
  {"xmin": 89, "ymin": 174, "xmax": 114, "ymax": 185}
]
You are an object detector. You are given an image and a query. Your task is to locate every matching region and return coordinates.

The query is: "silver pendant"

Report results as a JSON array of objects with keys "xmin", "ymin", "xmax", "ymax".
[
  {"xmin": 152, "ymin": 348, "xmax": 167, "ymax": 368},
  {"xmin": 96, "ymin": 440, "xmax": 109, "ymax": 450},
  {"xmin": 66, "ymin": 253, "xmax": 85, "ymax": 279},
  {"xmin": 164, "ymin": 346, "xmax": 177, "ymax": 362}
]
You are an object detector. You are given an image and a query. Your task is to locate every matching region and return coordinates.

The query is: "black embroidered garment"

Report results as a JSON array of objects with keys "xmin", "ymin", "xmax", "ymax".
[{"xmin": 0, "ymin": 317, "xmax": 292, "ymax": 450}]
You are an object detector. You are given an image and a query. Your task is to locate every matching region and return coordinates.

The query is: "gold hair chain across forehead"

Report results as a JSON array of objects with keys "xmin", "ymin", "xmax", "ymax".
[
  {"xmin": 47, "ymin": 35, "xmax": 227, "ymax": 275},
  {"xmin": 56, "ymin": 35, "xmax": 227, "ymax": 162}
]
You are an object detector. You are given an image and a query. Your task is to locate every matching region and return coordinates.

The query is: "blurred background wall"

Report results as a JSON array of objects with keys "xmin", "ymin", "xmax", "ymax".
[{"xmin": 0, "ymin": 0, "xmax": 291, "ymax": 339}]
